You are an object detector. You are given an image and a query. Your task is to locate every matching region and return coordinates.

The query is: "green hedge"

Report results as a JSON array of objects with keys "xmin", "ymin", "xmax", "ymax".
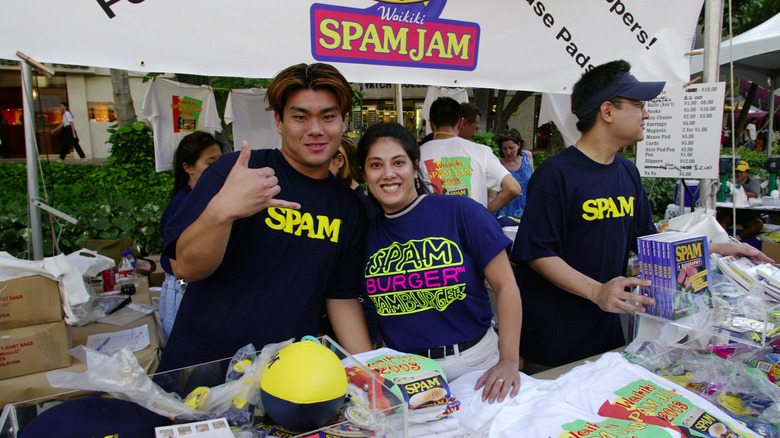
[
  {"xmin": 471, "ymin": 134, "xmax": 676, "ymax": 221},
  {"xmin": 0, "ymin": 122, "xmax": 172, "ymax": 259},
  {"xmin": 5, "ymin": 124, "xmax": 746, "ymax": 259}
]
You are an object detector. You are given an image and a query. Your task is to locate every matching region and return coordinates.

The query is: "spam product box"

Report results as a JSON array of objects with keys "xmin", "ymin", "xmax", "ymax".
[
  {"xmin": 0, "ymin": 321, "xmax": 71, "ymax": 380},
  {"xmin": 345, "ymin": 353, "xmax": 459, "ymax": 419},
  {"xmin": 0, "ymin": 276, "xmax": 63, "ymax": 330}
]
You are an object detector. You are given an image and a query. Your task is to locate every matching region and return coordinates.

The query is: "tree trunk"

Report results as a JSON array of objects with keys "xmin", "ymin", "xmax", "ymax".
[
  {"xmin": 474, "ymin": 88, "xmax": 492, "ymax": 134},
  {"xmin": 494, "ymin": 89, "xmax": 507, "ymax": 133},
  {"xmin": 494, "ymin": 91, "xmax": 534, "ymax": 134},
  {"xmin": 549, "ymin": 123, "xmax": 567, "ymax": 155},
  {"xmin": 110, "ymin": 69, "xmax": 137, "ymax": 128},
  {"xmin": 734, "ymin": 82, "xmax": 758, "ymax": 146}
]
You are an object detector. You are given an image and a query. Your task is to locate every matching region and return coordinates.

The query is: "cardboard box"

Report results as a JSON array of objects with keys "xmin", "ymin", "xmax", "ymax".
[
  {"xmin": 0, "ymin": 321, "xmax": 71, "ymax": 380},
  {"xmin": 762, "ymin": 241, "xmax": 780, "ymax": 264},
  {"xmin": 0, "ymin": 276, "xmax": 63, "ymax": 330}
]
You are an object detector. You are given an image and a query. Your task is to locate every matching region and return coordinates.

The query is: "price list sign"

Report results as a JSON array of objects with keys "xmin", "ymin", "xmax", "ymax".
[{"xmin": 637, "ymin": 83, "xmax": 724, "ymax": 179}]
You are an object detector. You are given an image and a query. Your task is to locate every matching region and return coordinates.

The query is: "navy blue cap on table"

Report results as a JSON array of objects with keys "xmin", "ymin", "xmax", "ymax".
[{"xmin": 19, "ymin": 396, "xmax": 171, "ymax": 438}]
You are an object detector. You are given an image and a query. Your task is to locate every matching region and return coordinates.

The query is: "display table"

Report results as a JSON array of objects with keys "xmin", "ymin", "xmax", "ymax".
[
  {"xmin": 1, "ymin": 345, "xmax": 759, "ymax": 437},
  {"xmin": 716, "ymin": 200, "xmax": 780, "ymax": 212},
  {"xmin": 0, "ymin": 276, "xmax": 161, "ymax": 408},
  {"xmin": 530, "ymin": 346, "xmax": 626, "ymax": 380}
]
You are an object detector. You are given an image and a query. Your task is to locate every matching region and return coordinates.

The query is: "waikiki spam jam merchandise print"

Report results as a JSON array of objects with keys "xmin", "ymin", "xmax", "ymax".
[
  {"xmin": 311, "ymin": 0, "xmax": 479, "ymax": 71},
  {"xmin": 550, "ymin": 354, "xmax": 758, "ymax": 438},
  {"xmin": 559, "ymin": 418, "xmax": 681, "ymax": 438},
  {"xmin": 423, "ymin": 156, "xmax": 473, "ymax": 197},
  {"xmin": 171, "ymin": 95, "xmax": 203, "ymax": 133},
  {"xmin": 345, "ymin": 352, "xmax": 460, "ymax": 418},
  {"xmin": 596, "ymin": 379, "xmax": 743, "ymax": 438}
]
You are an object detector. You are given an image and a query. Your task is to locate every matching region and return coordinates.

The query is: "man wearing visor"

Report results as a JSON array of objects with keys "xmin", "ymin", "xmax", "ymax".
[{"xmin": 510, "ymin": 60, "xmax": 770, "ymax": 372}]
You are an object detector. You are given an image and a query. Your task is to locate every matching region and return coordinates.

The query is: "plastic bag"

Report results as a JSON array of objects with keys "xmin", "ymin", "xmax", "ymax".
[
  {"xmin": 711, "ymin": 363, "xmax": 780, "ymax": 424},
  {"xmin": 70, "ymin": 293, "xmax": 132, "ymax": 325},
  {"xmin": 0, "ymin": 251, "xmax": 91, "ymax": 325},
  {"xmin": 665, "ymin": 209, "xmax": 730, "ymax": 244},
  {"xmin": 623, "ymin": 338, "xmax": 685, "ymax": 373},
  {"xmin": 46, "ymin": 339, "xmax": 294, "ymax": 425},
  {"xmin": 658, "ymin": 351, "xmax": 734, "ymax": 395},
  {"xmin": 65, "ymin": 249, "xmax": 115, "ymax": 278},
  {"xmin": 734, "ymin": 185, "xmax": 750, "ymax": 207}
]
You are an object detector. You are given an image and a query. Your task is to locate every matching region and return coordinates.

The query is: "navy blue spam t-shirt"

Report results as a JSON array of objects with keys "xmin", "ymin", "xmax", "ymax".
[
  {"xmin": 159, "ymin": 184, "xmax": 191, "ymax": 276},
  {"xmin": 510, "ymin": 146, "xmax": 656, "ymax": 367},
  {"xmin": 158, "ymin": 149, "xmax": 367, "ymax": 372},
  {"xmin": 365, "ymin": 195, "xmax": 510, "ymax": 353}
]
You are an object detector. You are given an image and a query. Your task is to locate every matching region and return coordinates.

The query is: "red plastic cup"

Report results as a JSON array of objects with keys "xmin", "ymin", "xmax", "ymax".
[{"xmin": 101, "ymin": 269, "xmax": 116, "ymax": 292}]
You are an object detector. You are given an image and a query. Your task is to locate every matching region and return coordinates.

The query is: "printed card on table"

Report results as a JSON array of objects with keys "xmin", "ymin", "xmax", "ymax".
[{"xmin": 155, "ymin": 418, "xmax": 233, "ymax": 437}]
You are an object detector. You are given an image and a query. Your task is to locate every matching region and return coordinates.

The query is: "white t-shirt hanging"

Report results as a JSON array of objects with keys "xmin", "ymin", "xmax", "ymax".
[
  {"xmin": 142, "ymin": 77, "xmax": 222, "ymax": 172},
  {"xmin": 224, "ymin": 88, "xmax": 281, "ymax": 150},
  {"xmin": 421, "ymin": 86, "xmax": 469, "ymax": 132}
]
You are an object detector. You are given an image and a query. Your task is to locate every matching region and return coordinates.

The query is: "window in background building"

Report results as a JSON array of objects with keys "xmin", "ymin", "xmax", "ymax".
[
  {"xmin": 1, "ymin": 108, "xmax": 22, "ymax": 125},
  {"xmin": 88, "ymin": 102, "xmax": 115, "ymax": 122}
]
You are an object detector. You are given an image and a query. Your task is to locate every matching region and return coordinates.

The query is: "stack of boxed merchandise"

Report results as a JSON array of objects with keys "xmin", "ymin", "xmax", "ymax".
[
  {"xmin": 637, "ymin": 232, "xmax": 714, "ymax": 321},
  {"xmin": 0, "ymin": 276, "xmax": 71, "ymax": 380}
]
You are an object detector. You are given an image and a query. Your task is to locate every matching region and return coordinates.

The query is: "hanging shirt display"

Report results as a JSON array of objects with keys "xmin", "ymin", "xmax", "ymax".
[
  {"xmin": 224, "ymin": 88, "xmax": 281, "ymax": 150},
  {"xmin": 142, "ymin": 78, "xmax": 222, "ymax": 172}
]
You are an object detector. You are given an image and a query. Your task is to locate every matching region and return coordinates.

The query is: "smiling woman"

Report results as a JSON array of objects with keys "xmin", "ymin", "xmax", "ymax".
[{"xmin": 355, "ymin": 122, "xmax": 524, "ymax": 404}]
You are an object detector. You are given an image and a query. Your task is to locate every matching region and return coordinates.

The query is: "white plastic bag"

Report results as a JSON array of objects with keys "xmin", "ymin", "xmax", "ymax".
[
  {"xmin": 46, "ymin": 339, "xmax": 294, "ymax": 424},
  {"xmin": 0, "ymin": 251, "xmax": 91, "ymax": 325},
  {"xmin": 734, "ymin": 185, "xmax": 750, "ymax": 207},
  {"xmin": 66, "ymin": 249, "xmax": 115, "ymax": 277},
  {"xmin": 665, "ymin": 209, "xmax": 730, "ymax": 244}
]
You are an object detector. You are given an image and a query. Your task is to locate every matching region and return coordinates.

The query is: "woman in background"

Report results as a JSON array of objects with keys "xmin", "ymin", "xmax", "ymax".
[
  {"xmin": 330, "ymin": 134, "xmax": 380, "ymax": 219},
  {"xmin": 159, "ymin": 131, "xmax": 223, "ymax": 338},
  {"xmin": 491, "ymin": 129, "xmax": 533, "ymax": 220},
  {"xmin": 357, "ymin": 122, "xmax": 522, "ymax": 404}
]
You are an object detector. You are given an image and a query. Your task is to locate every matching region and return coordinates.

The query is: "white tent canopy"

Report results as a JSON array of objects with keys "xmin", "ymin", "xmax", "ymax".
[
  {"xmin": 691, "ymin": 11, "xmax": 780, "ymax": 86},
  {"xmin": 0, "ymin": 0, "xmax": 709, "ymax": 260},
  {"xmin": 691, "ymin": 12, "xmax": 780, "ymax": 152},
  {"xmin": 1, "ymin": 0, "xmax": 703, "ymax": 91}
]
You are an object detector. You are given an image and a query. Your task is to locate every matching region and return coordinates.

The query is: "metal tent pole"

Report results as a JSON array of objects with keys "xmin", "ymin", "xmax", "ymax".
[
  {"xmin": 698, "ymin": 0, "xmax": 724, "ymax": 212},
  {"xmin": 21, "ymin": 60, "xmax": 43, "ymax": 259},
  {"xmin": 394, "ymin": 83, "xmax": 403, "ymax": 124},
  {"xmin": 768, "ymin": 76, "xmax": 776, "ymax": 158}
]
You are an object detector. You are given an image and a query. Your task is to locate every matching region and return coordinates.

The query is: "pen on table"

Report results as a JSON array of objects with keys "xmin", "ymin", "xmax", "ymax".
[{"xmin": 96, "ymin": 337, "xmax": 110, "ymax": 352}]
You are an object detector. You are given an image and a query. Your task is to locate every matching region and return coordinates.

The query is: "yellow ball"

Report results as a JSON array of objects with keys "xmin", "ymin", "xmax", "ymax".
[{"xmin": 260, "ymin": 340, "xmax": 347, "ymax": 431}]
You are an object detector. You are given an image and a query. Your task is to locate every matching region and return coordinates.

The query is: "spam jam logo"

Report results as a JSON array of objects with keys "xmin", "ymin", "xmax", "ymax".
[{"xmin": 311, "ymin": 0, "xmax": 479, "ymax": 71}]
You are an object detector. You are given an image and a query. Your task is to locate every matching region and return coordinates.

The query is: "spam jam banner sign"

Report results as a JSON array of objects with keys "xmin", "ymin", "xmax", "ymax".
[
  {"xmin": 311, "ymin": 1, "xmax": 479, "ymax": 71},
  {"xmin": 2, "ymin": 0, "xmax": 703, "ymax": 92}
]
